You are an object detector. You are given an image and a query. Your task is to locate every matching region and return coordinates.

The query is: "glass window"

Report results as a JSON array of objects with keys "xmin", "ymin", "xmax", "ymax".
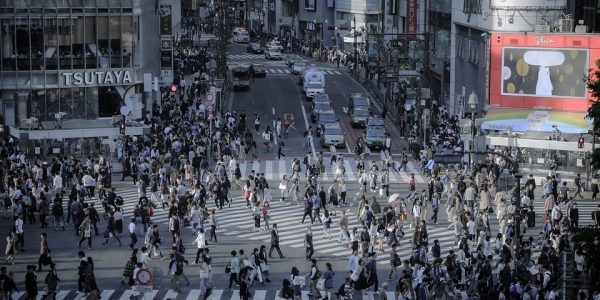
[
  {"xmin": 31, "ymin": 18, "xmax": 44, "ymax": 70},
  {"xmin": 84, "ymin": 16, "xmax": 97, "ymax": 68},
  {"xmin": 72, "ymin": 16, "xmax": 85, "ymax": 69},
  {"xmin": 97, "ymin": 16, "xmax": 109, "ymax": 68},
  {"xmin": 58, "ymin": 17, "xmax": 71, "ymax": 69},
  {"xmin": 71, "ymin": 87, "xmax": 86, "ymax": 119},
  {"xmin": 15, "ymin": 18, "xmax": 30, "ymax": 70},
  {"xmin": 1, "ymin": 18, "xmax": 16, "ymax": 71},
  {"xmin": 44, "ymin": 17, "xmax": 58, "ymax": 70},
  {"xmin": 85, "ymin": 87, "xmax": 98, "ymax": 118},
  {"xmin": 57, "ymin": 88, "xmax": 70, "ymax": 116},
  {"xmin": 46, "ymin": 89, "xmax": 59, "ymax": 118},
  {"xmin": 109, "ymin": 15, "xmax": 121, "ymax": 67},
  {"xmin": 122, "ymin": 16, "xmax": 133, "ymax": 67},
  {"xmin": 31, "ymin": 90, "xmax": 46, "ymax": 120}
]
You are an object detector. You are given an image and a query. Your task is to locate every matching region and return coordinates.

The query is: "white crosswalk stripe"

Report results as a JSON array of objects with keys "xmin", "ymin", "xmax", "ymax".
[
  {"xmin": 18, "ymin": 289, "xmax": 320, "ymax": 300},
  {"xmin": 228, "ymin": 54, "xmax": 265, "ymax": 60}
]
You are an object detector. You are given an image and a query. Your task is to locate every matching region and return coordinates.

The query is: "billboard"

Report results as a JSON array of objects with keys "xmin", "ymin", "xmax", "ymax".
[{"xmin": 490, "ymin": 33, "xmax": 600, "ymax": 112}]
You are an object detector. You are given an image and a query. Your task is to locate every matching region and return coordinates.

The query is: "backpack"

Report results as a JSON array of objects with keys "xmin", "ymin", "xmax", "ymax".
[
  {"xmin": 312, "ymin": 268, "xmax": 322, "ymax": 280},
  {"xmin": 435, "ymin": 182, "xmax": 443, "ymax": 193},
  {"xmin": 174, "ymin": 260, "xmax": 184, "ymax": 275},
  {"xmin": 147, "ymin": 206, "xmax": 154, "ymax": 217}
]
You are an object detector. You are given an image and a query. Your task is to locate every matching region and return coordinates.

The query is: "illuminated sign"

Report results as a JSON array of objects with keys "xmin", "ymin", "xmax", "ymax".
[{"xmin": 60, "ymin": 70, "xmax": 133, "ymax": 87}]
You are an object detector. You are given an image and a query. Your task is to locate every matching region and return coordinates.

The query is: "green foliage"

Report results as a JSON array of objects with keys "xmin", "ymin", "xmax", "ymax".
[
  {"xmin": 586, "ymin": 59, "xmax": 600, "ymax": 119},
  {"xmin": 592, "ymin": 149, "xmax": 600, "ymax": 171}
]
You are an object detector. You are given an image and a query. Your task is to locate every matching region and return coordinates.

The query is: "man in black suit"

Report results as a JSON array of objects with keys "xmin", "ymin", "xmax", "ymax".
[{"xmin": 269, "ymin": 223, "xmax": 284, "ymax": 258}]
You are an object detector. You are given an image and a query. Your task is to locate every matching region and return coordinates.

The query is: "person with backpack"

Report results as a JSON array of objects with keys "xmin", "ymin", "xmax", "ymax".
[
  {"xmin": 306, "ymin": 259, "xmax": 321, "ymax": 298},
  {"xmin": 168, "ymin": 253, "xmax": 184, "ymax": 293},
  {"xmin": 102, "ymin": 211, "xmax": 122, "ymax": 246},
  {"xmin": 43, "ymin": 263, "xmax": 60, "ymax": 300}
]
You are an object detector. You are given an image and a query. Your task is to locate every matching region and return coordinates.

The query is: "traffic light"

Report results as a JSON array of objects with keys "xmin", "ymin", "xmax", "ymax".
[
  {"xmin": 578, "ymin": 136, "xmax": 584, "ymax": 148},
  {"xmin": 327, "ymin": 26, "xmax": 338, "ymax": 30},
  {"xmin": 170, "ymin": 85, "xmax": 177, "ymax": 93},
  {"xmin": 119, "ymin": 121, "xmax": 126, "ymax": 135}
]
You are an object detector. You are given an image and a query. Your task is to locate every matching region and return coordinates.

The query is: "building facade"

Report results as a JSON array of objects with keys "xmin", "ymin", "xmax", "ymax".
[
  {"xmin": 297, "ymin": 0, "xmax": 334, "ymax": 48},
  {"xmin": 0, "ymin": 0, "xmax": 169, "ymax": 157}
]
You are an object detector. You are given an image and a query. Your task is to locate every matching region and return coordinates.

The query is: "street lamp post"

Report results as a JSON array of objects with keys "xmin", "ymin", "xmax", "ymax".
[{"xmin": 467, "ymin": 91, "xmax": 478, "ymax": 171}]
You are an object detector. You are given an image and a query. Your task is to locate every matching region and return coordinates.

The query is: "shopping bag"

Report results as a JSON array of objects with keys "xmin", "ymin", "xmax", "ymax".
[
  {"xmin": 292, "ymin": 275, "xmax": 305, "ymax": 286},
  {"xmin": 260, "ymin": 262, "xmax": 269, "ymax": 271},
  {"xmin": 199, "ymin": 269, "xmax": 209, "ymax": 279},
  {"xmin": 379, "ymin": 188, "xmax": 384, "ymax": 196},
  {"xmin": 316, "ymin": 278, "xmax": 326, "ymax": 290}
]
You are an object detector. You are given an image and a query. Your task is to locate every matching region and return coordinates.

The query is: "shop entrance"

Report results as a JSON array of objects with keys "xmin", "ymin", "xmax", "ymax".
[{"xmin": 98, "ymin": 87, "xmax": 121, "ymax": 117}]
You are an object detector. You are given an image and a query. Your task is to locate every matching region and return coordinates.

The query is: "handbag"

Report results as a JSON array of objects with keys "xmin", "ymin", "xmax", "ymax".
[
  {"xmin": 199, "ymin": 269, "xmax": 209, "ymax": 279},
  {"xmin": 279, "ymin": 183, "xmax": 286, "ymax": 190},
  {"xmin": 379, "ymin": 188, "xmax": 384, "ymax": 196},
  {"xmin": 316, "ymin": 278, "xmax": 326, "ymax": 290},
  {"xmin": 292, "ymin": 275, "xmax": 305, "ymax": 286},
  {"xmin": 225, "ymin": 264, "xmax": 231, "ymax": 273},
  {"xmin": 259, "ymin": 261, "xmax": 269, "ymax": 271}
]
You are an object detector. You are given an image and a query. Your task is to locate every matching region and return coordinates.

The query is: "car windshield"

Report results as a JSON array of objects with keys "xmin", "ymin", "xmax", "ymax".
[
  {"xmin": 353, "ymin": 97, "xmax": 369, "ymax": 106},
  {"xmin": 319, "ymin": 113, "xmax": 336, "ymax": 123},
  {"xmin": 367, "ymin": 118, "xmax": 384, "ymax": 126},
  {"xmin": 354, "ymin": 109, "xmax": 369, "ymax": 117},
  {"xmin": 307, "ymin": 83, "xmax": 323, "ymax": 89},
  {"xmin": 314, "ymin": 94, "xmax": 329, "ymax": 102},
  {"xmin": 366, "ymin": 128, "xmax": 385, "ymax": 137},
  {"xmin": 325, "ymin": 127, "xmax": 343, "ymax": 135},
  {"xmin": 294, "ymin": 63, "xmax": 305, "ymax": 68},
  {"xmin": 314, "ymin": 102, "xmax": 332, "ymax": 111}
]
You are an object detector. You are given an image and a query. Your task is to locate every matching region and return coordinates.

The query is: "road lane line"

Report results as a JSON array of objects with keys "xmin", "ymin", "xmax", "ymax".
[{"xmin": 291, "ymin": 77, "xmax": 317, "ymax": 162}]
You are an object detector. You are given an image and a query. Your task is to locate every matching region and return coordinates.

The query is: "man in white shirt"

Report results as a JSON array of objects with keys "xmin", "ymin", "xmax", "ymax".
[
  {"xmin": 15, "ymin": 214, "xmax": 24, "ymax": 251},
  {"xmin": 128, "ymin": 218, "xmax": 137, "ymax": 250},
  {"xmin": 347, "ymin": 250, "xmax": 359, "ymax": 274},
  {"xmin": 193, "ymin": 229, "xmax": 207, "ymax": 264},
  {"xmin": 82, "ymin": 172, "xmax": 96, "ymax": 199},
  {"xmin": 53, "ymin": 173, "xmax": 63, "ymax": 196}
]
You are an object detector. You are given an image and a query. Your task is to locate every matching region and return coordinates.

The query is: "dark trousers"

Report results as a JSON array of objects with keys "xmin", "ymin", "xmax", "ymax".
[
  {"xmin": 129, "ymin": 232, "xmax": 137, "ymax": 248},
  {"xmin": 305, "ymin": 246, "xmax": 314, "ymax": 259},
  {"xmin": 78, "ymin": 275, "xmax": 86, "ymax": 291},
  {"xmin": 16, "ymin": 233, "xmax": 24, "ymax": 249},
  {"xmin": 209, "ymin": 225, "xmax": 217, "ymax": 242},
  {"xmin": 340, "ymin": 192, "xmax": 347, "ymax": 204},
  {"xmin": 431, "ymin": 208, "xmax": 439, "ymax": 223},
  {"xmin": 229, "ymin": 272, "xmax": 239, "ymax": 288},
  {"xmin": 79, "ymin": 236, "xmax": 92, "ymax": 248},
  {"xmin": 92, "ymin": 222, "xmax": 99, "ymax": 235},
  {"xmin": 269, "ymin": 242, "xmax": 283, "ymax": 258},
  {"xmin": 301, "ymin": 210, "xmax": 314, "ymax": 224}
]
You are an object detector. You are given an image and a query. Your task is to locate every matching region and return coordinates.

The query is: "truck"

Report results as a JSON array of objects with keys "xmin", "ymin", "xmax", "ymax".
[
  {"xmin": 303, "ymin": 65, "xmax": 325, "ymax": 100},
  {"xmin": 232, "ymin": 27, "xmax": 250, "ymax": 43}
]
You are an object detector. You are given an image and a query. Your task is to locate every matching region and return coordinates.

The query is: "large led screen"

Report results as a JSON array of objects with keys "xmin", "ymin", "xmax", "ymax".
[{"xmin": 501, "ymin": 47, "xmax": 588, "ymax": 98}]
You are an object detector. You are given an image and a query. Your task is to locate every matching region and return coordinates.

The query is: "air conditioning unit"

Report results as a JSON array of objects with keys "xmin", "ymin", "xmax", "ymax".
[
  {"xmin": 535, "ymin": 24, "xmax": 551, "ymax": 33},
  {"xmin": 558, "ymin": 18, "xmax": 574, "ymax": 32}
]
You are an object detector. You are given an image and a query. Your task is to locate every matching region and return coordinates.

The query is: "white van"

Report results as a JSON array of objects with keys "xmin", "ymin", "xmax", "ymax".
[{"xmin": 232, "ymin": 28, "xmax": 250, "ymax": 43}]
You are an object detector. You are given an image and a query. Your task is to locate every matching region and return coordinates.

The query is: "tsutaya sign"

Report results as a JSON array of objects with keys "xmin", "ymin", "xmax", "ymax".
[{"xmin": 60, "ymin": 69, "xmax": 134, "ymax": 87}]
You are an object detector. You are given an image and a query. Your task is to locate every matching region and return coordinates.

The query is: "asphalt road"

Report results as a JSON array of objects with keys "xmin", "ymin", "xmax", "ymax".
[{"xmin": 2, "ymin": 45, "xmax": 597, "ymax": 300}]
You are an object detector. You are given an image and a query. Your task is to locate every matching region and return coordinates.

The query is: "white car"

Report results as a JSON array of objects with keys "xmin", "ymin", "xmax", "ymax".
[
  {"xmin": 267, "ymin": 40, "xmax": 283, "ymax": 51},
  {"xmin": 292, "ymin": 62, "xmax": 306, "ymax": 75},
  {"xmin": 265, "ymin": 47, "xmax": 282, "ymax": 60}
]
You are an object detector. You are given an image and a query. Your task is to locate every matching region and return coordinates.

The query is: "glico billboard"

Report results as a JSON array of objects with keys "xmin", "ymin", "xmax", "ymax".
[{"xmin": 490, "ymin": 33, "xmax": 600, "ymax": 112}]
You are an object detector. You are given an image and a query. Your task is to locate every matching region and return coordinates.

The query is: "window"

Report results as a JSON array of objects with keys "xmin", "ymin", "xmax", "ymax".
[
  {"xmin": 305, "ymin": 0, "xmax": 315, "ymax": 10},
  {"xmin": 463, "ymin": 0, "xmax": 481, "ymax": 14}
]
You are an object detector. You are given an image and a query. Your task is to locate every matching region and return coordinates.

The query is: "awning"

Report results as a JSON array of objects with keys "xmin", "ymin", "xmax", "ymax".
[{"xmin": 480, "ymin": 108, "xmax": 591, "ymax": 133}]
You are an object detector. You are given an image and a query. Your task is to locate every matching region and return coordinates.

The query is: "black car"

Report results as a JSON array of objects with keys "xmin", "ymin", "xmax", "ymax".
[{"xmin": 247, "ymin": 43, "xmax": 264, "ymax": 54}]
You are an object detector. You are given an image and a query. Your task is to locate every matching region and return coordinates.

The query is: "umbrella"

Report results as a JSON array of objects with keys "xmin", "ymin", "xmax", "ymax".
[{"xmin": 388, "ymin": 193, "xmax": 401, "ymax": 204}]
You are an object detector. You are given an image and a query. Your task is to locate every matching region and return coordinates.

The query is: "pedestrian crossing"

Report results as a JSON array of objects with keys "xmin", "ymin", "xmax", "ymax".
[
  {"xmin": 261, "ymin": 67, "xmax": 343, "ymax": 75},
  {"xmin": 233, "ymin": 157, "xmax": 426, "ymax": 183},
  {"xmin": 228, "ymin": 54, "xmax": 266, "ymax": 60},
  {"xmin": 10, "ymin": 288, "xmax": 351, "ymax": 300}
]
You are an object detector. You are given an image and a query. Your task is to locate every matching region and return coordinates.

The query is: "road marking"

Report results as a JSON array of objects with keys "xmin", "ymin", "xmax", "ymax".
[
  {"xmin": 210, "ymin": 289, "xmax": 224, "ymax": 299},
  {"xmin": 163, "ymin": 289, "xmax": 179, "ymax": 300},
  {"xmin": 100, "ymin": 290, "xmax": 115, "ymax": 300},
  {"xmin": 292, "ymin": 77, "xmax": 317, "ymax": 162},
  {"xmin": 253, "ymin": 290, "xmax": 267, "ymax": 299},
  {"xmin": 186, "ymin": 290, "xmax": 202, "ymax": 300}
]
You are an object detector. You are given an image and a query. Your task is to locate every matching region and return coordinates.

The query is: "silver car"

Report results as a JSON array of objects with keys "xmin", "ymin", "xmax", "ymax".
[{"xmin": 320, "ymin": 123, "xmax": 345, "ymax": 148}]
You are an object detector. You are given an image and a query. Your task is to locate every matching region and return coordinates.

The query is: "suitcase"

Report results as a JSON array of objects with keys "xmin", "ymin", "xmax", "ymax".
[{"xmin": 527, "ymin": 210, "xmax": 536, "ymax": 228}]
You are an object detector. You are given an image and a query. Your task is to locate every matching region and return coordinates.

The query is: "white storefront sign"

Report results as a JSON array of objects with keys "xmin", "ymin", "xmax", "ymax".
[{"xmin": 60, "ymin": 69, "xmax": 133, "ymax": 87}]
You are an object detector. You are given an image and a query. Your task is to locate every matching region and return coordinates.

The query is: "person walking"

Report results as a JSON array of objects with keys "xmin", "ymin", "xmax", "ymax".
[
  {"xmin": 78, "ymin": 216, "xmax": 93, "ymax": 249},
  {"xmin": 38, "ymin": 233, "xmax": 51, "ymax": 272},
  {"xmin": 128, "ymin": 218, "xmax": 137, "ymax": 250},
  {"xmin": 102, "ymin": 212, "xmax": 122, "ymax": 246},
  {"xmin": 43, "ymin": 263, "xmax": 60, "ymax": 300},
  {"xmin": 304, "ymin": 227, "xmax": 314, "ymax": 261},
  {"xmin": 337, "ymin": 210, "xmax": 349, "ymax": 244},
  {"xmin": 208, "ymin": 209, "xmax": 219, "ymax": 243},
  {"xmin": 168, "ymin": 253, "xmax": 184, "ymax": 293},
  {"xmin": 306, "ymin": 259, "xmax": 321, "ymax": 298},
  {"xmin": 193, "ymin": 229, "xmax": 207, "ymax": 264},
  {"xmin": 269, "ymin": 223, "xmax": 284, "ymax": 258},
  {"xmin": 5, "ymin": 230, "xmax": 16, "ymax": 264},
  {"xmin": 24, "ymin": 265, "xmax": 38, "ymax": 300},
  {"xmin": 14, "ymin": 214, "xmax": 25, "ymax": 251},
  {"xmin": 301, "ymin": 195, "xmax": 314, "ymax": 224},
  {"xmin": 148, "ymin": 224, "xmax": 165, "ymax": 259},
  {"xmin": 226, "ymin": 250, "xmax": 240, "ymax": 291},
  {"xmin": 323, "ymin": 263, "xmax": 335, "ymax": 300}
]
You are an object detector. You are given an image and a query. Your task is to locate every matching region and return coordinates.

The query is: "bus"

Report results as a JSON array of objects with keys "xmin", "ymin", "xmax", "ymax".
[
  {"xmin": 231, "ymin": 65, "xmax": 251, "ymax": 90},
  {"xmin": 232, "ymin": 27, "xmax": 250, "ymax": 43}
]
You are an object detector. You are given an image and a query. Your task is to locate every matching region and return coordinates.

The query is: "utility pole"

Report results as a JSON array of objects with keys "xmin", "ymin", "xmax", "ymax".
[{"xmin": 353, "ymin": 16, "xmax": 358, "ymax": 76}]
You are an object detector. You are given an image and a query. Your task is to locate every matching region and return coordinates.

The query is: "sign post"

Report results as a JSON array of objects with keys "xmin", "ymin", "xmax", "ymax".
[{"xmin": 132, "ymin": 268, "xmax": 154, "ymax": 297}]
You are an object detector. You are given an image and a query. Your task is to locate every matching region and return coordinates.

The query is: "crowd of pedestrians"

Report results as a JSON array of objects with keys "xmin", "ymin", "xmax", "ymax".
[{"xmin": 1, "ymin": 12, "xmax": 600, "ymax": 300}]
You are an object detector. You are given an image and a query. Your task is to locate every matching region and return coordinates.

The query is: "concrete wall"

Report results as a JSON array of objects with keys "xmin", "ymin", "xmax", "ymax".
[
  {"xmin": 335, "ymin": 0, "xmax": 382, "ymax": 13},
  {"xmin": 138, "ymin": 0, "xmax": 161, "ymax": 83}
]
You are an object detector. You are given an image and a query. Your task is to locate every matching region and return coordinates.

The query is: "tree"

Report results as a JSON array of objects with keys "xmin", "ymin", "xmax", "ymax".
[{"xmin": 586, "ymin": 59, "xmax": 600, "ymax": 170}]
